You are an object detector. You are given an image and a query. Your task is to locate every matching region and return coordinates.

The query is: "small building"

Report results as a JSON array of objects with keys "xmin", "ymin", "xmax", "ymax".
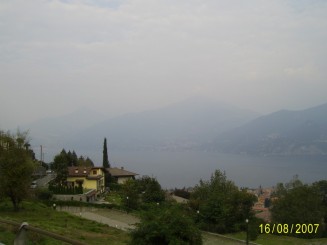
[
  {"xmin": 107, "ymin": 167, "xmax": 138, "ymax": 184},
  {"xmin": 67, "ymin": 167, "xmax": 105, "ymax": 195}
]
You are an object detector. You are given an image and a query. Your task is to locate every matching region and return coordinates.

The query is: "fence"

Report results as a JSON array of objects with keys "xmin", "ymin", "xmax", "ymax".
[{"xmin": 0, "ymin": 218, "xmax": 87, "ymax": 245}]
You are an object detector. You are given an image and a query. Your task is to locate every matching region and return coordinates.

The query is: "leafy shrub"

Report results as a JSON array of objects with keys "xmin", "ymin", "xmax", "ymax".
[
  {"xmin": 36, "ymin": 188, "xmax": 53, "ymax": 200},
  {"xmin": 130, "ymin": 204, "xmax": 202, "ymax": 245},
  {"xmin": 109, "ymin": 183, "xmax": 121, "ymax": 191}
]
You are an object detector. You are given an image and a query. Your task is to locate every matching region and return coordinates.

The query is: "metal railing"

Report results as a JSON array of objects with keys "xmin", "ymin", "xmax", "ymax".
[{"xmin": 0, "ymin": 219, "xmax": 87, "ymax": 245}]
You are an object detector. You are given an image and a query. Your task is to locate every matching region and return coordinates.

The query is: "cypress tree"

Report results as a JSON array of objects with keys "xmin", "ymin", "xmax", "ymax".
[{"xmin": 103, "ymin": 138, "xmax": 110, "ymax": 168}]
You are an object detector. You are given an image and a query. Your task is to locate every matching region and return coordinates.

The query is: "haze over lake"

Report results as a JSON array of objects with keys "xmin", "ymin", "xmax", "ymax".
[
  {"xmin": 86, "ymin": 150, "xmax": 327, "ymax": 189},
  {"xmin": 13, "ymin": 98, "xmax": 327, "ymax": 191}
]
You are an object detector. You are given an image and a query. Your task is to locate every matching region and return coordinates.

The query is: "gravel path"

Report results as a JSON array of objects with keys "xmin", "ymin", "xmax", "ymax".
[
  {"xmin": 59, "ymin": 206, "xmax": 139, "ymax": 231},
  {"xmin": 78, "ymin": 211, "xmax": 135, "ymax": 231}
]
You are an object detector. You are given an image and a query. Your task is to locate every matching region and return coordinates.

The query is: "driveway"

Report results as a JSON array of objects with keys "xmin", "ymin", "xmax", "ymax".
[
  {"xmin": 59, "ymin": 206, "xmax": 139, "ymax": 231},
  {"xmin": 35, "ymin": 173, "xmax": 55, "ymax": 188}
]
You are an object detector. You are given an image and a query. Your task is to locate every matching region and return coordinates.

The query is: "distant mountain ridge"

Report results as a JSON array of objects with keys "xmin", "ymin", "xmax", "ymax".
[
  {"xmin": 20, "ymin": 97, "xmax": 259, "ymax": 160},
  {"xmin": 67, "ymin": 96, "xmax": 259, "ymax": 151},
  {"xmin": 15, "ymin": 97, "xmax": 327, "ymax": 159},
  {"xmin": 207, "ymin": 102, "xmax": 327, "ymax": 155}
]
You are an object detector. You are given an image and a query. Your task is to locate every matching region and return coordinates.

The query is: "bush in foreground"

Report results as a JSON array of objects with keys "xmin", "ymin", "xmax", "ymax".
[{"xmin": 130, "ymin": 204, "xmax": 202, "ymax": 245}]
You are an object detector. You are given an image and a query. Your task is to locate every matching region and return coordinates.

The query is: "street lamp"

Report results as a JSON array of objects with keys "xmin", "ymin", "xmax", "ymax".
[
  {"xmin": 126, "ymin": 196, "xmax": 129, "ymax": 213},
  {"xmin": 196, "ymin": 210, "xmax": 200, "ymax": 222},
  {"xmin": 245, "ymin": 218, "xmax": 249, "ymax": 245}
]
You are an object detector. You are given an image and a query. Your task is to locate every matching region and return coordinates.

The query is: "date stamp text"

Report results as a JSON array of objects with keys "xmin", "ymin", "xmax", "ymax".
[{"xmin": 259, "ymin": 224, "xmax": 319, "ymax": 234}]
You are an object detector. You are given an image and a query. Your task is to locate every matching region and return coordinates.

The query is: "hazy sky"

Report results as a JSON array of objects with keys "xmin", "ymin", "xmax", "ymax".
[{"xmin": 1, "ymin": 0, "xmax": 327, "ymax": 128}]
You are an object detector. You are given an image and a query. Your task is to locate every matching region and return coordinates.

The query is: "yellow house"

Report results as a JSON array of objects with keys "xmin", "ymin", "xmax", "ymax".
[{"xmin": 67, "ymin": 167, "xmax": 105, "ymax": 194}]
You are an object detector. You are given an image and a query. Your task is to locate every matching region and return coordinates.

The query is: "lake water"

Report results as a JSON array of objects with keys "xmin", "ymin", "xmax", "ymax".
[{"xmin": 104, "ymin": 150, "xmax": 327, "ymax": 189}]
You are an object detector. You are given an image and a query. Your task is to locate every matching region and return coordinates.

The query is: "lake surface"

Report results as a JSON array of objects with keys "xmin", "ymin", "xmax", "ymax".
[{"xmin": 103, "ymin": 150, "xmax": 327, "ymax": 189}]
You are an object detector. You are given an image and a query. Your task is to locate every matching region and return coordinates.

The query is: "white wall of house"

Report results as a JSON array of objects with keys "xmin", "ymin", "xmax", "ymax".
[{"xmin": 117, "ymin": 176, "xmax": 133, "ymax": 184}]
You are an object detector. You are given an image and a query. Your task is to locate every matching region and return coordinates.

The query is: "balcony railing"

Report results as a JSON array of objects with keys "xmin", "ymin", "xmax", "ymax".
[{"xmin": 0, "ymin": 218, "xmax": 87, "ymax": 245}]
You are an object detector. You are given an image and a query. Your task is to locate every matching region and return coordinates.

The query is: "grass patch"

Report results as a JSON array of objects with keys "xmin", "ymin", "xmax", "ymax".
[
  {"xmin": 105, "ymin": 192, "xmax": 123, "ymax": 206},
  {"xmin": 0, "ymin": 200, "xmax": 130, "ymax": 245}
]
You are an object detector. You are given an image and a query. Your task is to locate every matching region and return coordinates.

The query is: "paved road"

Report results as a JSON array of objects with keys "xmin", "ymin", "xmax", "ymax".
[
  {"xmin": 78, "ymin": 212, "xmax": 134, "ymax": 231},
  {"xmin": 59, "ymin": 206, "xmax": 139, "ymax": 231},
  {"xmin": 35, "ymin": 173, "xmax": 55, "ymax": 188}
]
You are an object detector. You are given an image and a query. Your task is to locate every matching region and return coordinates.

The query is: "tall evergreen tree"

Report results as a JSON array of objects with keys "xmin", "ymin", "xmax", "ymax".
[
  {"xmin": 103, "ymin": 138, "xmax": 110, "ymax": 168},
  {"xmin": 0, "ymin": 130, "xmax": 35, "ymax": 211}
]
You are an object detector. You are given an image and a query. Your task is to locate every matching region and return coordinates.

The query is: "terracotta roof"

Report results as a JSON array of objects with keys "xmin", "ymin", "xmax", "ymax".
[
  {"xmin": 107, "ymin": 167, "xmax": 138, "ymax": 177},
  {"xmin": 67, "ymin": 167, "xmax": 104, "ymax": 177},
  {"xmin": 68, "ymin": 167, "xmax": 92, "ymax": 177},
  {"xmin": 255, "ymin": 210, "xmax": 271, "ymax": 222}
]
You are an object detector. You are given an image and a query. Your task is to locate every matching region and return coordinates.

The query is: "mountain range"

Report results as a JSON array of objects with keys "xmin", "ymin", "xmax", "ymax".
[
  {"xmin": 208, "ymin": 102, "xmax": 327, "ymax": 155},
  {"xmin": 18, "ymin": 96, "xmax": 257, "ymax": 160},
  {"xmin": 16, "ymin": 97, "xmax": 327, "ymax": 161},
  {"xmin": 64, "ymin": 96, "xmax": 258, "ymax": 151}
]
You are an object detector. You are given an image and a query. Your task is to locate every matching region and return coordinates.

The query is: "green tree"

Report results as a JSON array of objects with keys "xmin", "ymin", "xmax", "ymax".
[
  {"xmin": 313, "ymin": 180, "xmax": 327, "ymax": 224},
  {"xmin": 120, "ymin": 179, "xmax": 140, "ymax": 211},
  {"xmin": 72, "ymin": 151, "xmax": 78, "ymax": 166},
  {"xmin": 137, "ymin": 176, "xmax": 165, "ymax": 204},
  {"xmin": 0, "ymin": 130, "xmax": 35, "ymax": 211},
  {"xmin": 51, "ymin": 149, "xmax": 94, "ymax": 184},
  {"xmin": 119, "ymin": 176, "xmax": 166, "ymax": 211},
  {"xmin": 76, "ymin": 156, "xmax": 94, "ymax": 167},
  {"xmin": 84, "ymin": 157, "xmax": 94, "ymax": 167},
  {"xmin": 67, "ymin": 150, "xmax": 78, "ymax": 166},
  {"xmin": 103, "ymin": 138, "xmax": 110, "ymax": 168},
  {"xmin": 103, "ymin": 138, "xmax": 111, "ymax": 187},
  {"xmin": 77, "ymin": 156, "xmax": 85, "ymax": 166},
  {"xmin": 190, "ymin": 170, "xmax": 256, "ymax": 234},
  {"xmin": 271, "ymin": 182, "xmax": 325, "ymax": 238},
  {"xmin": 130, "ymin": 204, "xmax": 202, "ymax": 245},
  {"xmin": 52, "ymin": 150, "xmax": 69, "ymax": 186}
]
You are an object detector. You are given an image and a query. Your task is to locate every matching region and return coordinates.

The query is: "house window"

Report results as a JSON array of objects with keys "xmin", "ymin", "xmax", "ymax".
[
  {"xmin": 83, "ymin": 170, "xmax": 87, "ymax": 174},
  {"xmin": 93, "ymin": 170, "xmax": 97, "ymax": 175},
  {"xmin": 75, "ymin": 169, "xmax": 78, "ymax": 173}
]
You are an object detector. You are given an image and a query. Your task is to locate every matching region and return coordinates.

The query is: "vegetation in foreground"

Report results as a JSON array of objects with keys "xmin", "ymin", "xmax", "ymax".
[
  {"xmin": 0, "ymin": 200, "xmax": 129, "ymax": 245},
  {"xmin": 130, "ymin": 204, "xmax": 202, "ymax": 245},
  {"xmin": 189, "ymin": 170, "xmax": 258, "ymax": 237},
  {"xmin": 270, "ymin": 177, "xmax": 327, "ymax": 238},
  {"xmin": 0, "ymin": 131, "xmax": 36, "ymax": 211}
]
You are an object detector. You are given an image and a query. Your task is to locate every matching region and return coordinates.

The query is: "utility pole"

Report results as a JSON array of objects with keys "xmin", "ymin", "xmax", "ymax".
[
  {"xmin": 40, "ymin": 145, "xmax": 43, "ymax": 163},
  {"xmin": 246, "ymin": 219, "xmax": 249, "ymax": 245}
]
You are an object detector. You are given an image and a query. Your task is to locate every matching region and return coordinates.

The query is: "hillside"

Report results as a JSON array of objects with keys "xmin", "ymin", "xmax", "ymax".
[
  {"xmin": 207, "ymin": 102, "xmax": 327, "ymax": 155},
  {"xmin": 66, "ymin": 96, "xmax": 259, "ymax": 151},
  {"xmin": 20, "ymin": 97, "xmax": 259, "ymax": 159}
]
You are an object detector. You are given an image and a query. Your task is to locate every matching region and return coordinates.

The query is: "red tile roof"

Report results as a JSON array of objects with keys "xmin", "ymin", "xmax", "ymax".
[
  {"xmin": 67, "ymin": 167, "xmax": 104, "ymax": 178},
  {"xmin": 106, "ymin": 167, "xmax": 138, "ymax": 177},
  {"xmin": 68, "ymin": 167, "xmax": 92, "ymax": 177}
]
